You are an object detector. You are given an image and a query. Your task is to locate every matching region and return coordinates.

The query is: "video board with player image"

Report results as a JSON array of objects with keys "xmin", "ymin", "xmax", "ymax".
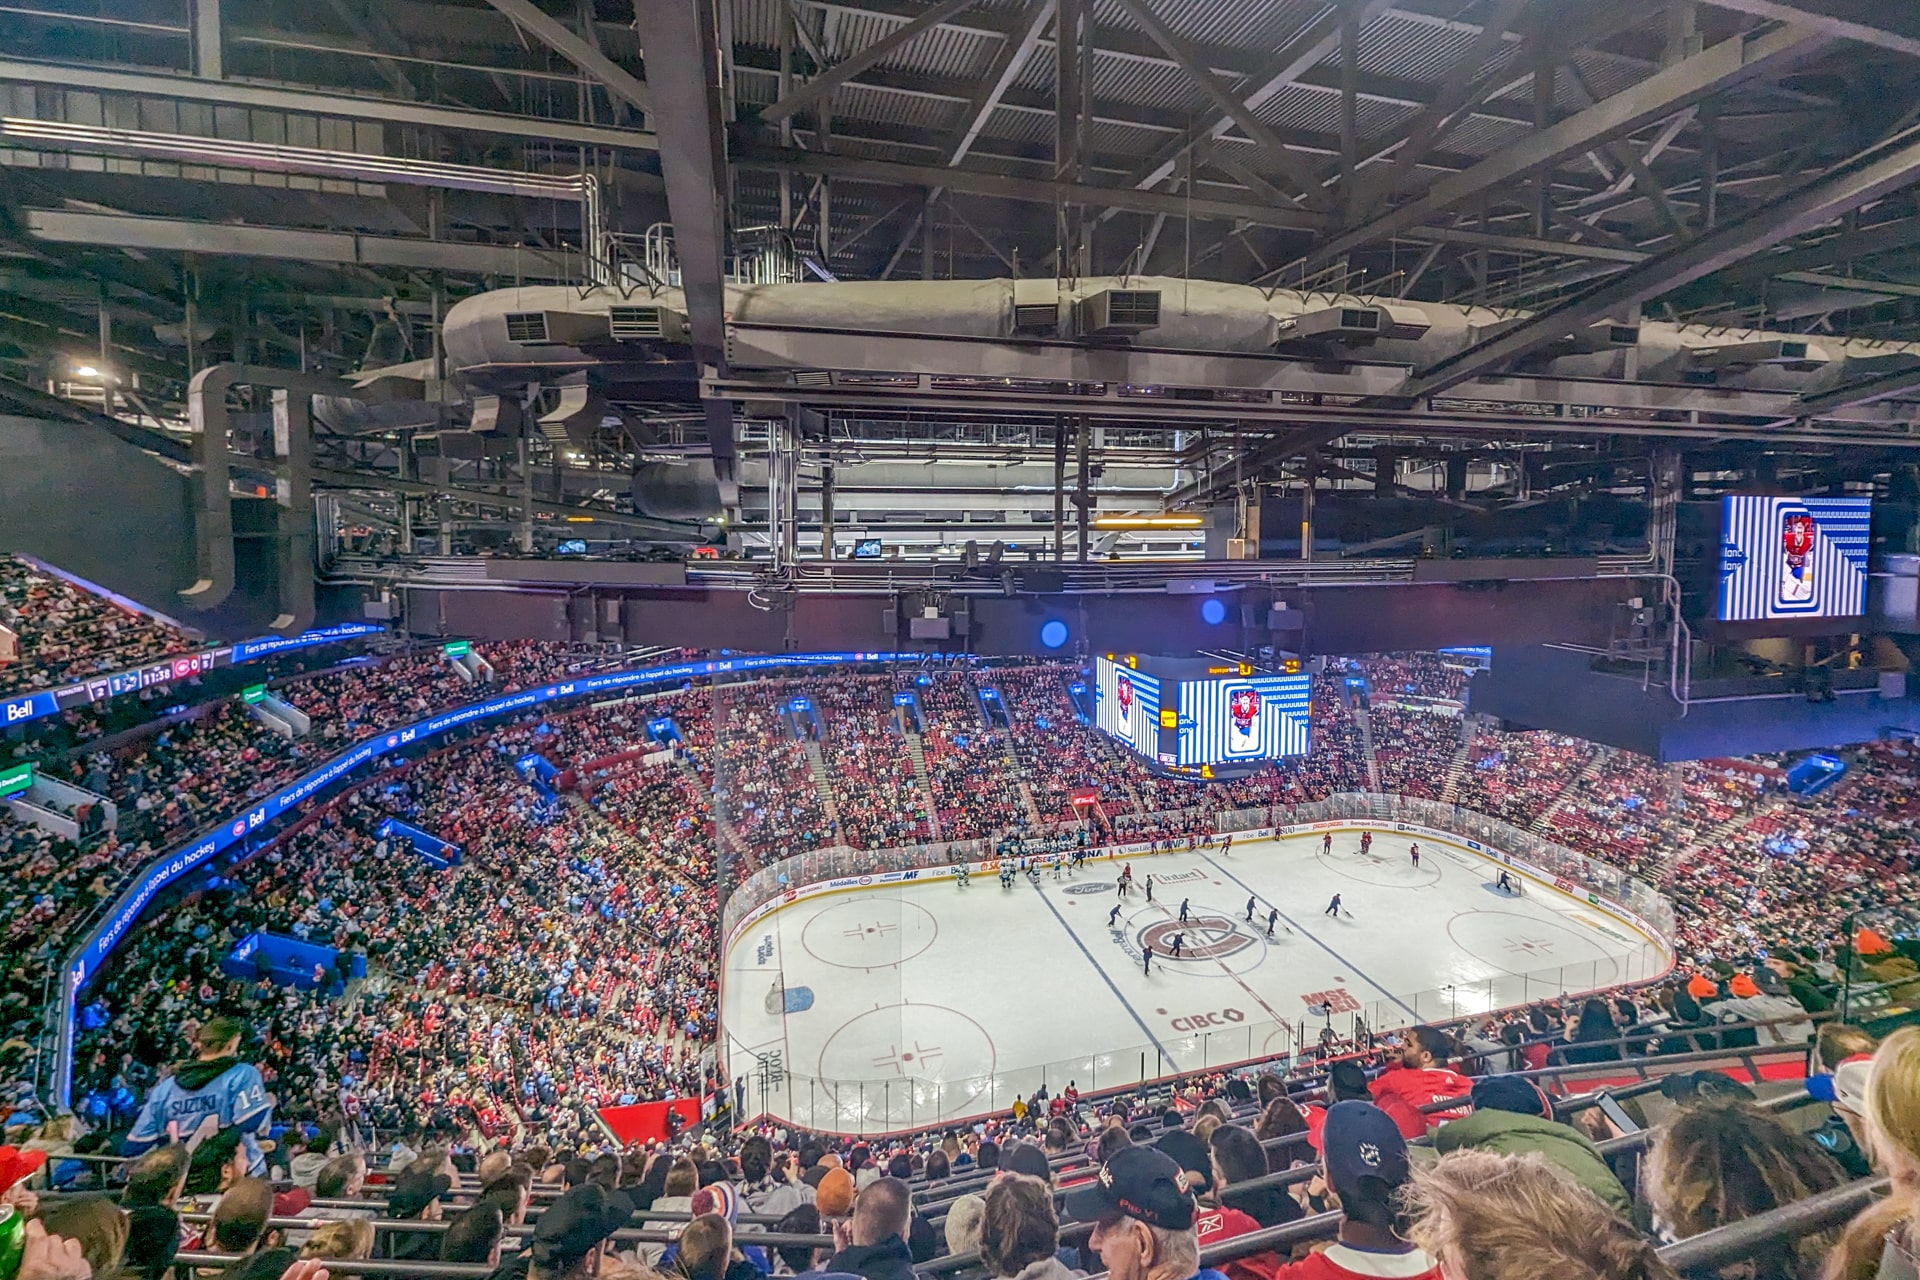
[
  {"xmin": 1175, "ymin": 673, "xmax": 1312, "ymax": 766},
  {"xmin": 1718, "ymin": 495, "xmax": 1870, "ymax": 622},
  {"xmin": 1093, "ymin": 656, "xmax": 1161, "ymax": 751}
]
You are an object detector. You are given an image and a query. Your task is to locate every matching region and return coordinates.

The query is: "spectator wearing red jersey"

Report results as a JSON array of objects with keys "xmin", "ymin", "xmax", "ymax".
[
  {"xmin": 1268, "ymin": 1103, "xmax": 1440, "ymax": 1280},
  {"xmin": 1367, "ymin": 1028, "xmax": 1472, "ymax": 1140}
]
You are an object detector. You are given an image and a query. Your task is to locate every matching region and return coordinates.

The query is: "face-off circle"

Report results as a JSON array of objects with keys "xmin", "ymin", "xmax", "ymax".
[
  {"xmin": 1444, "ymin": 910, "xmax": 1623, "ymax": 983},
  {"xmin": 801, "ymin": 897, "xmax": 938, "ymax": 970},
  {"xmin": 816, "ymin": 1003, "xmax": 996, "ymax": 1125},
  {"xmin": 1316, "ymin": 846, "xmax": 1442, "ymax": 889}
]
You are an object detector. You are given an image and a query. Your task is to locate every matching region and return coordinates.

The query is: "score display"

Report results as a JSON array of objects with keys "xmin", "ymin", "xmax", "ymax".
[{"xmin": 1718, "ymin": 496, "xmax": 1870, "ymax": 622}]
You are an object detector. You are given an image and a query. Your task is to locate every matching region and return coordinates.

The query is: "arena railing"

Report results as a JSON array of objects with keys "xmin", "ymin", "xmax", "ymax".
[
  {"xmin": 154, "ymin": 1174, "xmax": 1887, "ymax": 1280},
  {"xmin": 40, "ymin": 649, "xmax": 939, "ymax": 1109},
  {"xmin": 722, "ymin": 794, "xmax": 1676, "ymax": 1135}
]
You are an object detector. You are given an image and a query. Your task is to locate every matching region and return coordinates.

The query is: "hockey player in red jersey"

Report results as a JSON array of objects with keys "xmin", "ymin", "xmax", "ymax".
[{"xmin": 1367, "ymin": 1025, "xmax": 1473, "ymax": 1139}]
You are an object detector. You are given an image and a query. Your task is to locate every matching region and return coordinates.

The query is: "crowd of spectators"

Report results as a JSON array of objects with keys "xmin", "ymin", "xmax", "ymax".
[
  {"xmin": 0, "ymin": 556, "xmax": 195, "ymax": 696},
  {"xmin": 18, "ymin": 637, "xmax": 1920, "ymax": 1201}
]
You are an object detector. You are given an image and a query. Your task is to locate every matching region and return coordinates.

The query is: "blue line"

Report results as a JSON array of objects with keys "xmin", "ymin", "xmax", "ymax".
[
  {"xmin": 1029, "ymin": 879, "xmax": 1177, "ymax": 1068},
  {"xmin": 1198, "ymin": 852, "xmax": 1419, "ymax": 1020}
]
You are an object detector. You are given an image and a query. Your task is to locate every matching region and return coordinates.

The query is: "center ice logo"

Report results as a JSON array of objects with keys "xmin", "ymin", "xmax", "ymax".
[{"xmin": 1141, "ymin": 916, "xmax": 1253, "ymax": 961}]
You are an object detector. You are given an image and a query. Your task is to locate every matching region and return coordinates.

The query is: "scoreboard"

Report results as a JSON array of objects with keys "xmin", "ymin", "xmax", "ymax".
[{"xmin": 1093, "ymin": 655, "xmax": 1311, "ymax": 772}]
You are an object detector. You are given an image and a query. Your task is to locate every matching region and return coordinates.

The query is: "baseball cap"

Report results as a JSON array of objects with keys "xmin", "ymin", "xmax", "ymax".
[
  {"xmin": 532, "ymin": 1184, "xmax": 634, "ymax": 1265},
  {"xmin": 1064, "ymin": 1145, "xmax": 1196, "ymax": 1230},
  {"xmin": 1808, "ymin": 1054, "xmax": 1875, "ymax": 1113},
  {"xmin": 1320, "ymin": 1102, "xmax": 1410, "ymax": 1200}
]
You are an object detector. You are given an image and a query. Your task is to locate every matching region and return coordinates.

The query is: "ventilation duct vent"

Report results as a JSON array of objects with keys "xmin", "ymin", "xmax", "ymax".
[
  {"xmin": 1535, "ymin": 321, "xmax": 1646, "ymax": 360},
  {"xmin": 1013, "ymin": 304, "xmax": 1059, "ymax": 335},
  {"xmin": 1688, "ymin": 339, "xmax": 1830, "ymax": 371},
  {"xmin": 503, "ymin": 310, "xmax": 606, "ymax": 346},
  {"xmin": 1076, "ymin": 289, "xmax": 1160, "ymax": 336},
  {"xmin": 505, "ymin": 312, "xmax": 548, "ymax": 344},
  {"xmin": 1271, "ymin": 305, "xmax": 1386, "ymax": 347},
  {"xmin": 608, "ymin": 305, "xmax": 691, "ymax": 343}
]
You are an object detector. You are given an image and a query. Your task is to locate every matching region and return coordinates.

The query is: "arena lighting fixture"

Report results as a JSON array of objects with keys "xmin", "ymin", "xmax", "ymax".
[
  {"xmin": 1200, "ymin": 598, "xmax": 1228, "ymax": 625},
  {"xmin": 1092, "ymin": 515, "xmax": 1204, "ymax": 529},
  {"xmin": 73, "ymin": 365, "xmax": 101, "ymax": 379},
  {"xmin": 1039, "ymin": 620, "xmax": 1069, "ymax": 649}
]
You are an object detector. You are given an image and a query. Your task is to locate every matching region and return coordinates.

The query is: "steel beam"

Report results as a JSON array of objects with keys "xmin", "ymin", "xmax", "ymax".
[
  {"xmin": 23, "ymin": 210, "xmax": 577, "ymax": 278},
  {"xmin": 1696, "ymin": 0, "xmax": 1920, "ymax": 57},
  {"xmin": 1287, "ymin": 23, "xmax": 1827, "ymax": 278},
  {"xmin": 0, "ymin": 58, "xmax": 655, "ymax": 151},
  {"xmin": 1102, "ymin": 0, "xmax": 1397, "ymax": 217},
  {"xmin": 481, "ymin": 0, "xmax": 650, "ymax": 115},
  {"xmin": 760, "ymin": 0, "xmax": 981, "ymax": 124},
  {"xmin": 649, "ymin": 0, "xmax": 739, "ymax": 506},
  {"xmin": 1105, "ymin": 0, "xmax": 1323, "ymax": 203},
  {"xmin": 947, "ymin": 0, "xmax": 1053, "ymax": 167},
  {"xmin": 1788, "ymin": 365, "xmax": 1920, "ymax": 419},
  {"xmin": 1402, "ymin": 125, "xmax": 1920, "ymax": 397},
  {"xmin": 734, "ymin": 145, "xmax": 1329, "ymax": 231}
]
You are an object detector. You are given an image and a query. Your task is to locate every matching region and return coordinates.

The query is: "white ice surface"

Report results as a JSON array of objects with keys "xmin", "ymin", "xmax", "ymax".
[{"xmin": 721, "ymin": 829, "xmax": 1667, "ymax": 1133}]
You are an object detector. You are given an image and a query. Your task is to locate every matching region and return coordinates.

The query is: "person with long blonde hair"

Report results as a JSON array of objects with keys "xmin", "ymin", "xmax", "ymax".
[
  {"xmin": 1405, "ymin": 1149, "xmax": 1679, "ymax": 1280},
  {"xmin": 1823, "ymin": 1026, "xmax": 1920, "ymax": 1280}
]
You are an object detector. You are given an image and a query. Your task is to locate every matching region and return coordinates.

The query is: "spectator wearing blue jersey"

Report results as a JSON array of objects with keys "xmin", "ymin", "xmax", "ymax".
[{"xmin": 125, "ymin": 1017, "xmax": 272, "ymax": 1176}]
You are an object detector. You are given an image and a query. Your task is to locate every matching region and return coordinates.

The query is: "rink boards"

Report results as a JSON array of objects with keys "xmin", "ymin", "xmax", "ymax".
[{"xmin": 719, "ymin": 820, "xmax": 1673, "ymax": 1136}]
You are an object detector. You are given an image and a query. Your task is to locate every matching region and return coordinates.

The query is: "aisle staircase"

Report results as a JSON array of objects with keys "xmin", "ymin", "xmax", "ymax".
[
  {"xmin": 802, "ymin": 740, "xmax": 844, "ymax": 831},
  {"xmin": 1528, "ymin": 747, "xmax": 1609, "ymax": 835},
  {"xmin": 994, "ymin": 732, "xmax": 1045, "ymax": 826},
  {"xmin": 1354, "ymin": 705, "xmax": 1383, "ymax": 793},
  {"xmin": 1438, "ymin": 719, "xmax": 1476, "ymax": 806},
  {"xmin": 1661, "ymin": 799, "xmax": 1778, "ymax": 886},
  {"xmin": 903, "ymin": 732, "xmax": 942, "ymax": 841}
]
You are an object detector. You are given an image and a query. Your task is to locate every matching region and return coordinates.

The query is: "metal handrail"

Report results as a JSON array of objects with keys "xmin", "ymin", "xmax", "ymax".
[{"xmin": 172, "ymin": 1214, "xmax": 833, "ymax": 1248}]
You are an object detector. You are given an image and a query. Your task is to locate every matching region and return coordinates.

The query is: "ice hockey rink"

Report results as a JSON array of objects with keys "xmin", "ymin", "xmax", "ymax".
[{"xmin": 721, "ymin": 827, "xmax": 1671, "ymax": 1133}]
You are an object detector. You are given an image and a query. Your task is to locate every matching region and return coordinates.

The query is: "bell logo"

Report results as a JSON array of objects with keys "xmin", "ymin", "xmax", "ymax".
[{"xmin": 3, "ymin": 700, "xmax": 33, "ymax": 723}]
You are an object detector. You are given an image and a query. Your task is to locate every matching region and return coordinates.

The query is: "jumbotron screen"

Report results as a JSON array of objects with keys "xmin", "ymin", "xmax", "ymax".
[
  {"xmin": 1175, "ymin": 673, "xmax": 1312, "ymax": 766},
  {"xmin": 1717, "ymin": 495, "xmax": 1870, "ymax": 622},
  {"xmin": 1093, "ymin": 656, "xmax": 1160, "ymax": 750}
]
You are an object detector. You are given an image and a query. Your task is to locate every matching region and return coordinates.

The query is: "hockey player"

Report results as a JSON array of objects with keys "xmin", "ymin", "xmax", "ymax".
[
  {"xmin": 955, "ymin": 862, "xmax": 970, "ymax": 887},
  {"xmin": 1322, "ymin": 832, "xmax": 1333, "ymax": 855},
  {"xmin": 1359, "ymin": 830, "xmax": 1372, "ymax": 856},
  {"xmin": 1221, "ymin": 835, "xmax": 1233, "ymax": 855},
  {"xmin": 1325, "ymin": 893, "xmax": 1343, "ymax": 917},
  {"xmin": 1410, "ymin": 843, "xmax": 1420, "ymax": 868},
  {"xmin": 1179, "ymin": 898, "xmax": 1191, "ymax": 924}
]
